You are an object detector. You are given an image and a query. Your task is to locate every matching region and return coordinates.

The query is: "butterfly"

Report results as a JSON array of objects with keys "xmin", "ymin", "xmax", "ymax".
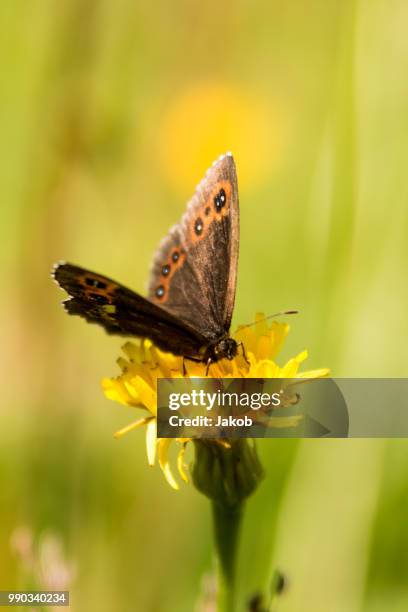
[{"xmin": 52, "ymin": 153, "xmax": 247, "ymax": 373}]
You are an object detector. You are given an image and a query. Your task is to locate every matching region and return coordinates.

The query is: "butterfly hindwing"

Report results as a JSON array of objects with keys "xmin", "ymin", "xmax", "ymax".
[
  {"xmin": 52, "ymin": 262, "xmax": 206, "ymax": 357},
  {"xmin": 147, "ymin": 153, "xmax": 239, "ymax": 339}
]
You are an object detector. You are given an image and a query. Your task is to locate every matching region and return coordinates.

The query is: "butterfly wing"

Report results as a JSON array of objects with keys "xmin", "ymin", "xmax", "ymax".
[
  {"xmin": 148, "ymin": 153, "xmax": 239, "ymax": 340},
  {"xmin": 52, "ymin": 262, "xmax": 207, "ymax": 357}
]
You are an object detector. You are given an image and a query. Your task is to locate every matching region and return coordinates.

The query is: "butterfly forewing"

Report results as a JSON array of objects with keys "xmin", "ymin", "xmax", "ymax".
[{"xmin": 147, "ymin": 153, "xmax": 239, "ymax": 339}]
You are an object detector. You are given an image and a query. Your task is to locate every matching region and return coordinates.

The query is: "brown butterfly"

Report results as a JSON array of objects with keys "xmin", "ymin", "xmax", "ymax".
[{"xmin": 52, "ymin": 153, "xmax": 247, "ymax": 372}]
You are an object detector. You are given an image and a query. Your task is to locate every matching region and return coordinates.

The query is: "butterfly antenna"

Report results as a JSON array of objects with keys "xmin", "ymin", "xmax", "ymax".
[{"xmin": 240, "ymin": 310, "xmax": 299, "ymax": 330}]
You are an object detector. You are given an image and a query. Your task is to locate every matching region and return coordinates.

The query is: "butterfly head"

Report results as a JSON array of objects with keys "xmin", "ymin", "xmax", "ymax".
[{"xmin": 213, "ymin": 336, "xmax": 238, "ymax": 361}]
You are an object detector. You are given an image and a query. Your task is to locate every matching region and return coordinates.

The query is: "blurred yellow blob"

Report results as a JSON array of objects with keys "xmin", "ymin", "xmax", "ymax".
[{"xmin": 158, "ymin": 81, "xmax": 285, "ymax": 193}]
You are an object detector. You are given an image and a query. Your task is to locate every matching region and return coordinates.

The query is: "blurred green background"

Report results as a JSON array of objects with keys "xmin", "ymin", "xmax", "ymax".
[{"xmin": 1, "ymin": 1, "xmax": 408, "ymax": 610}]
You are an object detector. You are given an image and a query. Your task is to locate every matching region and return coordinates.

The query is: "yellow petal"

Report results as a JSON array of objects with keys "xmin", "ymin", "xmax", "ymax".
[
  {"xmin": 122, "ymin": 341, "xmax": 141, "ymax": 363},
  {"xmin": 268, "ymin": 322, "xmax": 290, "ymax": 360},
  {"xmin": 281, "ymin": 357, "xmax": 301, "ymax": 378},
  {"xmin": 295, "ymin": 349, "xmax": 308, "ymax": 363},
  {"xmin": 114, "ymin": 417, "xmax": 151, "ymax": 438},
  {"xmin": 131, "ymin": 376, "xmax": 157, "ymax": 415},
  {"xmin": 251, "ymin": 359, "xmax": 278, "ymax": 378},
  {"xmin": 297, "ymin": 368, "xmax": 330, "ymax": 379},
  {"xmin": 254, "ymin": 312, "xmax": 268, "ymax": 336},
  {"xmin": 146, "ymin": 418, "xmax": 157, "ymax": 466},
  {"xmin": 267, "ymin": 415, "xmax": 304, "ymax": 428},
  {"xmin": 177, "ymin": 443, "xmax": 189, "ymax": 483},
  {"xmin": 256, "ymin": 335, "xmax": 272, "ymax": 360},
  {"xmin": 117, "ymin": 357, "xmax": 130, "ymax": 372},
  {"xmin": 158, "ymin": 439, "xmax": 179, "ymax": 490},
  {"xmin": 102, "ymin": 378, "xmax": 137, "ymax": 406}
]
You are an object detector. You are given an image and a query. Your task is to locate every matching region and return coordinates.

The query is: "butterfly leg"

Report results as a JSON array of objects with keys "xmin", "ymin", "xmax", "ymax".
[
  {"xmin": 238, "ymin": 342, "xmax": 250, "ymax": 366},
  {"xmin": 205, "ymin": 358, "xmax": 213, "ymax": 376}
]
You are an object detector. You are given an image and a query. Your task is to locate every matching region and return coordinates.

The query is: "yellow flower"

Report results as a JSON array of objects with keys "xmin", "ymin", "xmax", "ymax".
[{"xmin": 102, "ymin": 314, "xmax": 329, "ymax": 490}]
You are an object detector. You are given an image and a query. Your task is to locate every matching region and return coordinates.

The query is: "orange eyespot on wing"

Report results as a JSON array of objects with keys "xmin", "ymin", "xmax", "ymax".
[
  {"xmin": 187, "ymin": 180, "xmax": 232, "ymax": 246},
  {"xmin": 152, "ymin": 246, "xmax": 187, "ymax": 303},
  {"xmin": 52, "ymin": 261, "xmax": 207, "ymax": 356},
  {"xmin": 77, "ymin": 273, "xmax": 120, "ymax": 304}
]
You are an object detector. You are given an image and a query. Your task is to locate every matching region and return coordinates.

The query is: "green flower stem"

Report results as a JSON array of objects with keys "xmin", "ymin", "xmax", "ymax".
[
  {"xmin": 192, "ymin": 440, "xmax": 264, "ymax": 611},
  {"xmin": 212, "ymin": 500, "xmax": 244, "ymax": 612}
]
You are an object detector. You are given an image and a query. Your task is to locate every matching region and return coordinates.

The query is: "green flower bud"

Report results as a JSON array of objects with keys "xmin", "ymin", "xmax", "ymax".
[{"xmin": 192, "ymin": 439, "xmax": 264, "ymax": 507}]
